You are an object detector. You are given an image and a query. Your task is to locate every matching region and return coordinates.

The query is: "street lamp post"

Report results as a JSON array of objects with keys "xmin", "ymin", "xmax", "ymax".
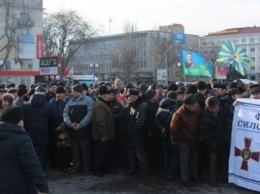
[{"xmin": 90, "ymin": 63, "xmax": 99, "ymax": 84}]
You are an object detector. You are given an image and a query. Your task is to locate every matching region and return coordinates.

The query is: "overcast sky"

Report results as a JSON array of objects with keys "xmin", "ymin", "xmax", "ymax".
[{"xmin": 43, "ymin": 0, "xmax": 259, "ymax": 36}]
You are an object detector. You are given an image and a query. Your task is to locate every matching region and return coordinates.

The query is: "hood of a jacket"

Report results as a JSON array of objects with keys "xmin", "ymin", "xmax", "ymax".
[
  {"xmin": 29, "ymin": 94, "xmax": 47, "ymax": 107},
  {"xmin": 159, "ymin": 98, "xmax": 178, "ymax": 109},
  {"xmin": 0, "ymin": 122, "xmax": 26, "ymax": 141}
]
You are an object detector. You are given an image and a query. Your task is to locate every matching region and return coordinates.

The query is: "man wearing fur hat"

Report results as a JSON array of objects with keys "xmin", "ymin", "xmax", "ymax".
[
  {"xmin": 63, "ymin": 83, "xmax": 94, "ymax": 175},
  {"xmin": 92, "ymin": 85, "xmax": 115, "ymax": 177},
  {"xmin": 0, "ymin": 106, "xmax": 49, "ymax": 194}
]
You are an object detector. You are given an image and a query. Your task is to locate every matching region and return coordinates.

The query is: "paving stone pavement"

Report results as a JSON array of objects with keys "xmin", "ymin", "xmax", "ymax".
[{"xmin": 47, "ymin": 169, "xmax": 258, "ymax": 194}]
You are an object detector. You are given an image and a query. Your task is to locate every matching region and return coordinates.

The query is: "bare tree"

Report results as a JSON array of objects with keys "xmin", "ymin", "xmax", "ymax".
[
  {"xmin": 152, "ymin": 32, "xmax": 175, "ymax": 69},
  {"xmin": 43, "ymin": 10, "xmax": 97, "ymax": 79},
  {"xmin": 111, "ymin": 21, "xmax": 141, "ymax": 83},
  {"xmin": 0, "ymin": 0, "xmax": 19, "ymax": 70}
]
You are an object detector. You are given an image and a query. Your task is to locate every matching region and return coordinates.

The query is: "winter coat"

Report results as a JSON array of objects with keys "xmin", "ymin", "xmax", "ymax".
[
  {"xmin": 92, "ymin": 97, "xmax": 115, "ymax": 140},
  {"xmin": 63, "ymin": 94, "xmax": 94, "ymax": 139},
  {"xmin": 170, "ymin": 104, "xmax": 201, "ymax": 142},
  {"xmin": 144, "ymin": 100, "xmax": 159, "ymax": 139},
  {"xmin": 23, "ymin": 94, "xmax": 59, "ymax": 145},
  {"xmin": 0, "ymin": 122, "xmax": 48, "ymax": 194},
  {"xmin": 125, "ymin": 97, "xmax": 146, "ymax": 145},
  {"xmin": 199, "ymin": 107, "xmax": 230, "ymax": 153},
  {"xmin": 156, "ymin": 98, "xmax": 179, "ymax": 140},
  {"xmin": 109, "ymin": 99, "xmax": 125, "ymax": 134}
]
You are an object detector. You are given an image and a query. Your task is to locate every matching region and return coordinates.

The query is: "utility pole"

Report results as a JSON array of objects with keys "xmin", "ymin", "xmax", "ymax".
[{"xmin": 109, "ymin": 16, "xmax": 112, "ymax": 35}]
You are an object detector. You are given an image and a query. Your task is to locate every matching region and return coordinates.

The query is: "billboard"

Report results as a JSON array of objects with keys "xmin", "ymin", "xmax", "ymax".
[
  {"xmin": 39, "ymin": 57, "xmax": 58, "ymax": 75},
  {"xmin": 173, "ymin": 33, "xmax": 186, "ymax": 45},
  {"xmin": 156, "ymin": 68, "xmax": 167, "ymax": 86}
]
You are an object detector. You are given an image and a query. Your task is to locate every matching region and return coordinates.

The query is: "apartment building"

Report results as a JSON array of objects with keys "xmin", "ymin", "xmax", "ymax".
[
  {"xmin": 200, "ymin": 26, "xmax": 260, "ymax": 81},
  {"xmin": 0, "ymin": 0, "xmax": 43, "ymax": 86}
]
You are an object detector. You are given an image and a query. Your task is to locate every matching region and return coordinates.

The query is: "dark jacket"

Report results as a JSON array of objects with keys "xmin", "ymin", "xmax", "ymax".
[
  {"xmin": 125, "ymin": 96, "xmax": 146, "ymax": 145},
  {"xmin": 0, "ymin": 122, "xmax": 48, "ymax": 194},
  {"xmin": 92, "ymin": 97, "xmax": 115, "ymax": 140},
  {"xmin": 199, "ymin": 107, "xmax": 229, "ymax": 153},
  {"xmin": 109, "ymin": 98, "xmax": 125, "ymax": 134},
  {"xmin": 23, "ymin": 94, "xmax": 58, "ymax": 145},
  {"xmin": 144, "ymin": 100, "xmax": 159, "ymax": 139},
  {"xmin": 156, "ymin": 98, "xmax": 179, "ymax": 140},
  {"xmin": 63, "ymin": 94, "xmax": 94, "ymax": 139}
]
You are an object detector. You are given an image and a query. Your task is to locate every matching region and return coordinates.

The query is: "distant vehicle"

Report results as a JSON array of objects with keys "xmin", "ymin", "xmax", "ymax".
[
  {"xmin": 72, "ymin": 74, "xmax": 96, "ymax": 86},
  {"xmin": 175, "ymin": 81, "xmax": 192, "ymax": 86}
]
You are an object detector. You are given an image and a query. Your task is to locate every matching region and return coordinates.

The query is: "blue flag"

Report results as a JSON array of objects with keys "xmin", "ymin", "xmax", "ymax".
[{"xmin": 181, "ymin": 50, "xmax": 212, "ymax": 78}]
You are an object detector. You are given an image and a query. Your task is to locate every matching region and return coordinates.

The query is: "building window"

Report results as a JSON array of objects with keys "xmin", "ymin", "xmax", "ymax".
[
  {"xmin": 233, "ymin": 40, "xmax": 238, "ymax": 44},
  {"xmin": 210, "ymin": 42, "xmax": 215, "ymax": 46},
  {"xmin": 250, "ymin": 38, "xmax": 255, "ymax": 43},
  {"xmin": 241, "ymin": 39, "xmax": 246, "ymax": 43},
  {"xmin": 251, "ymin": 57, "xmax": 255, "ymax": 61},
  {"xmin": 251, "ymin": 66, "xmax": 255, "ymax": 71},
  {"xmin": 251, "ymin": 76, "xmax": 255, "ymax": 80},
  {"xmin": 242, "ymin": 48, "xmax": 247, "ymax": 52},
  {"xmin": 251, "ymin": 48, "xmax": 255, "ymax": 52},
  {"xmin": 202, "ymin": 42, "xmax": 207, "ymax": 46}
]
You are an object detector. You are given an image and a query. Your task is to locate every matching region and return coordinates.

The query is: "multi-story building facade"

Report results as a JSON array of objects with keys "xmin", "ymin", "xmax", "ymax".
[
  {"xmin": 200, "ymin": 26, "xmax": 260, "ymax": 81},
  {"xmin": 0, "ymin": 0, "xmax": 43, "ymax": 86},
  {"xmin": 69, "ymin": 24, "xmax": 199, "ymax": 85}
]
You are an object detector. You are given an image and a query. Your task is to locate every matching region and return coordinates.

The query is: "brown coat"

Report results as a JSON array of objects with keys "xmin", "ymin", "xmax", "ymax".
[
  {"xmin": 92, "ymin": 98, "xmax": 115, "ymax": 140},
  {"xmin": 170, "ymin": 104, "xmax": 201, "ymax": 142}
]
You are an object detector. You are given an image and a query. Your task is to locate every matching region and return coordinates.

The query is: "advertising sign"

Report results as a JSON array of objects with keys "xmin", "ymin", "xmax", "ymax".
[
  {"xmin": 37, "ymin": 35, "xmax": 44, "ymax": 58},
  {"xmin": 156, "ymin": 68, "xmax": 167, "ymax": 86},
  {"xmin": 39, "ymin": 57, "xmax": 58, "ymax": 75},
  {"xmin": 173, "ymin": 33, "xmax": 186, "ymax": 45}
]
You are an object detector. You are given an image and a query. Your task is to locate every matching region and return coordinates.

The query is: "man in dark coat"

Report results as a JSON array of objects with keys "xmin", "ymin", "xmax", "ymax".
[
  {"xmin": 143, "ymin": 89, "xmax": 160, "ymax": 171},
  {"xmin": 200, "ymin": 96, "xmax": 230, "ymax": 187},
  {"xmin": 92, "ymin": 86, "xmax": 115, "ymax": 177},
  {"xmin": 23, "ymin": 85, "xmax": 58, "ymax": 167},
  {"xmin": 125, "ymin": 88, "xmax": 149, "ymax": 176},
  {"xmin": 0, "ymin": 106, "xmax": 49, "ymax": 194}
]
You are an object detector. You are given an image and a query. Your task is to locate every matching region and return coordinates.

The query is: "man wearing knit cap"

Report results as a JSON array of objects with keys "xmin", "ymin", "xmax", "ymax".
[
  {"xmin": 13, "ymin": 87, "xmax": 28, "ymax": 107},
  {"xmin": 143, "ymin": 89, "xmax": 160, "ymax": 170},
  {"xmin": 200, "ymin": 96, "xmax": 229, "ymax": 187},
  {"xmin": 0, "ymin": 106, "xmax": 49, "ymax": 194},
  {"xmin": 23, "ymin": 84, "xmax": 59, "ymax": 168},
  {"xmin": 46, "ymin": 81, "xmax": 58, "ymax": 101},
  {"xmin": 49, "ymin": 86, "xmax": 71, "ymax": 171},
  {"xmin": 63, "ymin": 83, "xmax": 94, "ymax": 175},
  {"xmin": 170, "ymin": 94, "xmax": 201, "ymax": 186}
]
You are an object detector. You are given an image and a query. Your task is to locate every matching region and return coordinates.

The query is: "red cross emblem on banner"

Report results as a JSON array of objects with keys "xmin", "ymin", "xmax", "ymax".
[{"xmin": 234, "ymin": 137, "xmax": 260, "ymax": 171}]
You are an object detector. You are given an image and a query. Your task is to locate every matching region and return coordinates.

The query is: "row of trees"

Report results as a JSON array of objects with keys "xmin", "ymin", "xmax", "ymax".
[{"xmin": 0, "ymin": 2, "xmax": 178, "ymax": 83}]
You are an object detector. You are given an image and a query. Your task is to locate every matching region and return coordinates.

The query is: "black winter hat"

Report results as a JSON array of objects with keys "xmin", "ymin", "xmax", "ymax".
[
  {"xmin": 197, "ymin": 81, "xmax": 207, "ymax": 90},
  {"xmin": 7, "ymin": 88, "xmax": 18, "ymax": 94},
  {"xmin": 2, "ymin": 93, "xmax": 14, "ymax": 104},
  {"xmin": 49, "ymin": 81, "xmax": 58, "ymax": 88},
  {"xmin": 205, "ymin": 96, "xmax": 219, "ymax": 107},
  {"xmin": 81, "ymin": 83, "xmax": 89, "ymax": 91},
  {"xmin": 98, "ymin": 85, "xmax": 110, "ymax": 95},
  {"xmin": 0, "ymin": 106, "xmax": 23, "ymax": 124},
  {"xmin": 72, "ymin": 83, "xmax": 83, "ymax": 93},
  {"xmin": 6, "ymin": 83, "xmax": 15, "ymax": 88},
  {"xmin": 183, "ymin": 94, "xmax": 197, "ymax": 105},
  {"xmin": 126, "ymin": 88, "xmax": 139, "ymax": 97},
  {"xmin": 17, "ymin": 87, "xmax": 28, "ymax": 97},
  {"xmin": 35, "ymin": 85, "xmax": 47, "ymax": 93},
  {"xmin": 145, "ymin": 89, "xmax": 157, "ymax": 100},
  {"xmin": 56, "ymin": 86, "xmax": 66, "ymax": 94},
  {"xmin": 249, "ymin": 84, "xmax": 260, "ymax": 94}
]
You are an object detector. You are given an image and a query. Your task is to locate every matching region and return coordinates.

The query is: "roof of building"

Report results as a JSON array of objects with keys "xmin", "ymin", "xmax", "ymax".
[{"xmin": 204, "ymin": 26, "xmax": 260, "ymax": 37}]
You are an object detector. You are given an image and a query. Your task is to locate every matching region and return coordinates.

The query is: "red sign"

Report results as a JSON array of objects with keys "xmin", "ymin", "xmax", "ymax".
[{"xmin": 37, "ymin": 35, "xmax": 44, "ymax": 58}]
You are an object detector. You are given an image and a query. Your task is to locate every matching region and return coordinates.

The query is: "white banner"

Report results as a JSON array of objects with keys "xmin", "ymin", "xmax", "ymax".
[{"xmin": 229, "ymin": 98, "xmax": 260, "ymax": 192}]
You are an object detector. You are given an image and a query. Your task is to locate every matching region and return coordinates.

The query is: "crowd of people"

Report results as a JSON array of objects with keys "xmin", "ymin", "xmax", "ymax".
[{"xmin": 0, "ymin": 77, "xmax": 260, "ymax": 193}]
